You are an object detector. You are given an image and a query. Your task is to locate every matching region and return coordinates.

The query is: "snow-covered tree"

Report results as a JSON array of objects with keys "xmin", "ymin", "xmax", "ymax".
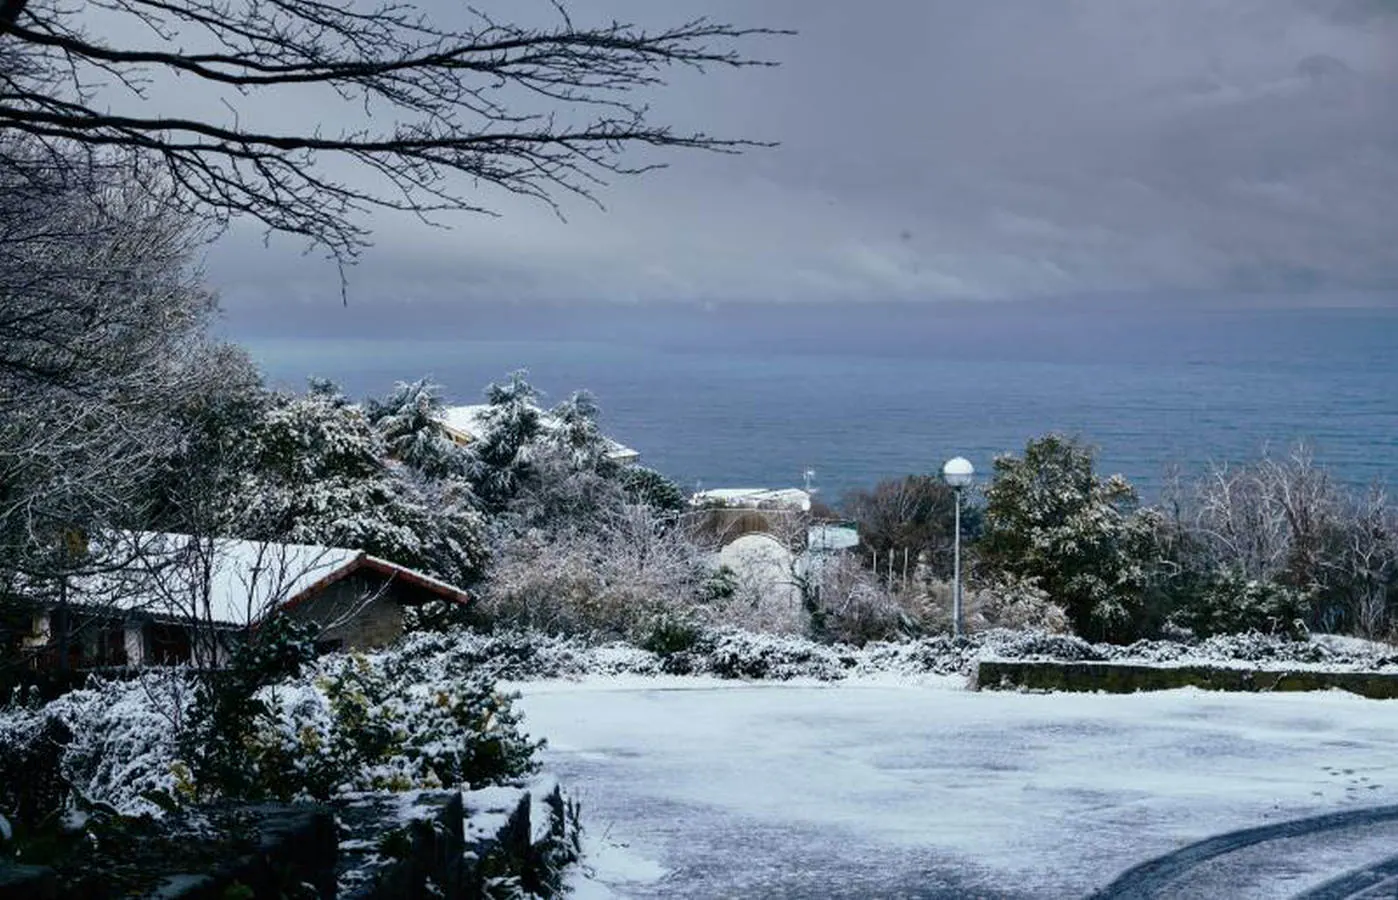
[
  {"xmin": 367, "ymin": 378, "xmax": 472, "ymax": 481},
  {"xmin": 229, "ymin": 385, "xmax": 488, "ymax": 589},
  {"xmin": 0, "ymin": 139, "xmax": 243, "ymax": 670},
  {"xmin": 980, "ymin": 434, "xmax": 1160, "ymax": 642},
  {"xmin": 0, "ymin": 141, "xmax": 223, "ymax": 576},
  {"xmin": 471, "ymin": 371, "xmax": 545, "ymax": 512},
  {"xmin": 478, "ymin": 501, "xmax": 707, "ymax": 639}
]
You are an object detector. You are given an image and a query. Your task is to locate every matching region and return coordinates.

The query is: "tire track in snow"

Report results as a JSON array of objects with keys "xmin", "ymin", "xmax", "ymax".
[
  {"xmin": 1088, "ymin": 804, "xmax": 1398, "ymax": 899},
  {"xmin": 1294, "ymin": 853, "xmax": 1398, "ymax": 899}
]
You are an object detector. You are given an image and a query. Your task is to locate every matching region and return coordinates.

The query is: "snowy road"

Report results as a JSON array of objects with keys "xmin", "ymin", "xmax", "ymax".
[{"xmin": 512, "ymin": 678, "xmax": 1398, "ymax": 899}]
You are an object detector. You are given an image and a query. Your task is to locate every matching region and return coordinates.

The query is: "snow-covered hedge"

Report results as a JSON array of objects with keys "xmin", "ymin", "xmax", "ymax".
[
  {"xmin": 241, "ymin": 654, "xmax": 541, "ymax": 801},
  {"xmin": 409, "ymin": 627, "xmax": 1398, "ymax": 684},
  {"xmin": 0, "ymin": 645, "xmax": 544, "ymax": 821}
]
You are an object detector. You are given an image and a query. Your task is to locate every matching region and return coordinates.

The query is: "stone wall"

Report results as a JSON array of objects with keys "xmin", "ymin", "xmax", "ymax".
[
  {"xmin": 336, "ymin": 779, "xmax": 572, "ymax": 900},
  {"xmin": 976, "ymin": 659, "xmax": 1398, "ymax": 699},
  {"xmin": 0, "ymin": 805, "xmax": 337, "ymax": 900},
  {"xmin": 1, "ymin": 783, "xmax": 572, "ymax": 900}
]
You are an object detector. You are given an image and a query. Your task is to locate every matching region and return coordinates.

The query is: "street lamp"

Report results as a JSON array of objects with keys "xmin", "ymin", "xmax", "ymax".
[{"xmin": 942, "ymin": 456, "xmax": 974, "ymax": 638}]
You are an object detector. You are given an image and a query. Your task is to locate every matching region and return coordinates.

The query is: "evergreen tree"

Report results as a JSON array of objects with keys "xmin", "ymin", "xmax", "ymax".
[
  {"xmin": 367, "ymin": 378, "xmax": 473, "ymax": 480},
  {"xmin": 471, "ymin": 371, "xmax": 545, "ymax": 512},
  {"xmin": 543, "ymin": 391, "xmax": 616, "ymax": 474},
  {"xmin": 980, "ymin": 434, "xmax": 1159, "ymax": 642},
  {"xmin": 230, "ymin": 384, "xmax": 488, "ymax": 588}
]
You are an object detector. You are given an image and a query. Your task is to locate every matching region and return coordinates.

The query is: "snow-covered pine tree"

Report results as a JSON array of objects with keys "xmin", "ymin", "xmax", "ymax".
[
  {"xmin": 543, "ymin": 391, "xmax": 613, "ymax": 473},
  {"xmin": 367, "ymin": 378, "xmax": 472, "ymax": 480},
  {"xmin": 230, "ymin": 384, "xmax": 488, "ymax": 589},
  {"xmin": 471, "ymin": 371, "xmax": 545, "ymax": 512},
  {"xmin": 980, "ymin": 434, "xmax": 1159, "ymax": 642}
]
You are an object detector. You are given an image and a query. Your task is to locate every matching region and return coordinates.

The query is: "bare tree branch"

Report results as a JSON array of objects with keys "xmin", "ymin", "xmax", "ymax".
[{"xmin": 1, "ymin": 0, "xmax": 788, "ymax": 263}]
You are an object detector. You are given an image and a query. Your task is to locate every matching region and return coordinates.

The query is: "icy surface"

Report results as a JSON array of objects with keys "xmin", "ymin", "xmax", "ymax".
[{"xmin": 517, "ymin": 679, "xmax": 1398, "ymax": 898}]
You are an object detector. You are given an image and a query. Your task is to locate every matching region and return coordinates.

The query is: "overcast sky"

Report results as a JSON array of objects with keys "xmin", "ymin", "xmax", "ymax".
[{"xmin": 208, "ymin": 0, "xmax": 1398, "ymax": 323}]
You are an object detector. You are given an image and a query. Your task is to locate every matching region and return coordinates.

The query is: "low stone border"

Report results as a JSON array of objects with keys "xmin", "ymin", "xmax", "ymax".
[
  {"xmin": 975, "ymin": 660, "xmax": 1398, "ymax": 700},
  {"xmin": 336, "ymin": 778, "xmax": 574, "ymax": 899},
  {"xmin": 0, "ymin": 805, "xmax": 337, "ymax": 900}
]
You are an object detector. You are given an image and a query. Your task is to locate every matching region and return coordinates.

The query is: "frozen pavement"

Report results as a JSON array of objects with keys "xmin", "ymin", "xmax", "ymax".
[{"xmin": 512, "ymin": 677, "xmax": 1398, "ymax": 899}]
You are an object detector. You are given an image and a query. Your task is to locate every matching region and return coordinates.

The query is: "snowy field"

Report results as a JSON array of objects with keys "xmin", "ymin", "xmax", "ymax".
[{"xmin": 514, "ymin": 678, "xmax": 1398, "ymax": 899}]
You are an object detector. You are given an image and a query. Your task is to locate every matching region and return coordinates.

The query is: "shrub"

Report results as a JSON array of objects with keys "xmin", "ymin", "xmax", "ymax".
[
  {"xmin": 178, "ymin": 616, "xmax": 318, "ymax": 802},
  {"xmin": 1167, "ymin": 570, "xmax": 1313, "ymax": 640},
  {"xmin": 1, "ymin": 672, "xmax": 192, "ymax": 823},
  {"xmin": 703, "ymin": 630, "xmax": 846, "ymax": 681},
  {"xmin": 244, "ymin": 655, "xmax": 542, "ymax": 799},
  {"xmin": 970, "ymin": 575, "xmax": 1070, "ymax": 634},
  {"xmin": 478, "ymin": 516, "xmax": 706, "ymax": 640},
  {"xmin": 803, "ymin": 553, "xmax": 922, "ymax": 645}
]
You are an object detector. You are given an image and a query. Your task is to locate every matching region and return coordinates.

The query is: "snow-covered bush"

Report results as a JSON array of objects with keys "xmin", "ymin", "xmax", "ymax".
[
  {"xmin": 478, "ymin": 510, "xmax": 707, "ymax": 641},
  {"xmin": 1, "ymin": 673, "xmax": 192, "ymax": 822},
  {"xmin": 1166, "ymin": 570, "xmax": 1313, "ymax": 640},
  {"xmin": 382, "ymin": 628, "xmax": 661, "ymax": 682},
  {"xmin": 802, "ymin": 553, "xmax": 924, "ymax": 645},
  {"xmin": 970, "ymin": 575, "xmax": 1071, "ymax": 634},
  {"xmin": 978, "ymin": 629, "xmax": 1106, "ymax": 662},
  {"xmin": 701, "ymin": 629, "xmax": 847, "ymax": 681},
  {"xmin": 243, "ymin": 654, "xmax": 541, "ymax": 800},
  {"xmin": 0, "ymin": 629, "xmax": 547, "ymax": 827}
]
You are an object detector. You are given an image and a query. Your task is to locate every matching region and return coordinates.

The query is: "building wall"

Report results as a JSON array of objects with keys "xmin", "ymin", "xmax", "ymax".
[{"xmin": 282, "ymin": 573, "xmax": 408, "ymax": 651}]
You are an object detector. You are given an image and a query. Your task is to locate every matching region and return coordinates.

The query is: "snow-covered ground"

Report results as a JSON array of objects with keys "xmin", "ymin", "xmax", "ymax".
[{"xmin": 515, "ymin": 678, "xmax": 1398, "ymax": 898}]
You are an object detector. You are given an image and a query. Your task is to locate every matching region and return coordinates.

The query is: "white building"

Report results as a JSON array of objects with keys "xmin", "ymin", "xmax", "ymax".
[{"xmin": 438, "ymin": 404, "xmax": 640, "ymax": 464}]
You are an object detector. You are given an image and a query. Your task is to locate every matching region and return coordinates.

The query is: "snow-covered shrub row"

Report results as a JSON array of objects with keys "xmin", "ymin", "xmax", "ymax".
[
  {"xmin": 0, "ymin": 647, "xmax": 545, "ymax": 819},
  {"xmin": 384, "ymin": 629, "xmax": 664, "ymax": 682},
  {"xmin": 426, "ymin": 626, "xmax": 1398, "ymax": 683}
]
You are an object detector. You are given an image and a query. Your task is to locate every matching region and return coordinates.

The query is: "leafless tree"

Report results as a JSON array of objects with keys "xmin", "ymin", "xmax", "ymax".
[
  {"xmin": 1187, "ymin": 444, "xmax": 1339, "ymax": 590},
  {"xmin": 0, "ymin": 138, "xmax": 236, "ymax": 668},
  {"xmin": 0, "ymin": 152, "xmax": 224, "ymax": 565},
  {"xmin": 841, "ymin": 475, "xmax": 960, "ymax": 582},
  {"xmin": 1173, "ymin": 444, "xmax": 1398, "ymax": 636},
  {"xmin": 1337, "ymin": 486, "xmax": 1397, "ymax": 638},
  {"xmin": 1, "ymin": 0, "xmax": 785, "ymax": 264}
]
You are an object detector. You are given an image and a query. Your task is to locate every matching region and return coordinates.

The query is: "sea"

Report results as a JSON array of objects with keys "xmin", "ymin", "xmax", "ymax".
[{"xmin": 232, "ymin": 300, "xmax": 1398, "ymax": 504}]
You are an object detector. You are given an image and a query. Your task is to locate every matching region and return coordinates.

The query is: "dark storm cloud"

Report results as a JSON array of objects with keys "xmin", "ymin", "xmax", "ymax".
[{"xmin": 204, "ymin": 0, "xmax": 1398, "ymax": 322}]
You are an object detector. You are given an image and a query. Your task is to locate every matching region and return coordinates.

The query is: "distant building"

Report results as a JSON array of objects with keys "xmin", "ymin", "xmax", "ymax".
[
  {"xmin": 688, "ymin": 488, "xmax": 814, "ymax": 547},
  {"xmin": 690, "ymin": 488, "xmax": 812, "ymax": 513},
  {"xmin": 10, "ymin": 533, "xmax": 470, "ymax": 670},
  {"xmin": 437, "ymin": 404, "xmax": 640, "ymax": 464}
]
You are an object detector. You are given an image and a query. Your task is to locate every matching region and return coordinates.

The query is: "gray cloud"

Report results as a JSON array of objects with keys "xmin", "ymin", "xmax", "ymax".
[{"xmin": 204, "ymin": 0, "xmax": 1398, "ymax": 321}]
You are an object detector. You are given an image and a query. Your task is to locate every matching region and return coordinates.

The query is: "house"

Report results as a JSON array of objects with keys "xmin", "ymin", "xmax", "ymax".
[
  {"xmin": 437, "ymin": 404, "xmax": 641, "ymax": 464},
  {"xmin": 688, "ymin": 488, "xmax": 814, "ymax": 546},
  {"xmin": 12, "ymin": 533, "xmax": 470, "ymax": 670}
]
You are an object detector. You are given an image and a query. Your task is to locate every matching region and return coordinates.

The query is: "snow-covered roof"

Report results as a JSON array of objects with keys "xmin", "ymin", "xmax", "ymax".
[
  {"xmin": 692, "ymin": 488, "xmax": 813, "ymax": 513},
  {"xmin": 438, "ymin": 404, "xmax": 640, "ymax": 463},
  {"xmin": 69, "ymin": 533, "xmax": 468, "ymax": 627}
]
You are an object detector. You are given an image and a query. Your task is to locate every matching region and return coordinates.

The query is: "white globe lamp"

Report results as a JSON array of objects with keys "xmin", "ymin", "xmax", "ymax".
[{"xmin": 942, "ymin": 456, "xmax": 975, "ymax": 637}]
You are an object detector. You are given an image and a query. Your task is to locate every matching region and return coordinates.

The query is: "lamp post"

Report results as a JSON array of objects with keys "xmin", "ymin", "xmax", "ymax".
[{"xmin": 942, "ymin": 456, "xmax": 974, "ymax": 638}]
